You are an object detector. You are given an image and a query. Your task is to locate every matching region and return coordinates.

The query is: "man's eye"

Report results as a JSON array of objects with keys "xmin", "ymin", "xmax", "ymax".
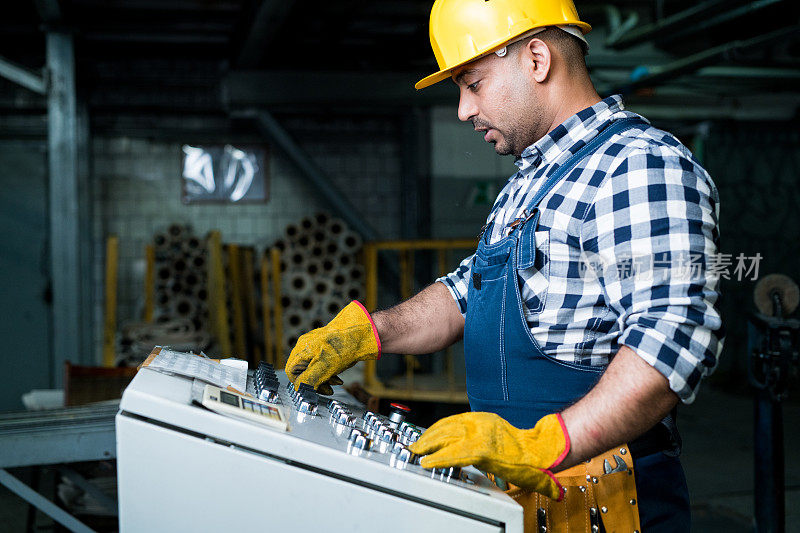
[{"xmin": 467, "ymin": 81, "xmax": 479, "ymax": 91}]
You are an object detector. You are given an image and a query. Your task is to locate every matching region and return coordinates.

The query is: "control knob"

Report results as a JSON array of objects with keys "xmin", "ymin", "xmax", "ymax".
[
  {"xmin": 298, "ymin": 400, "xmax": 317, "ymax": 415},
  {"xmin": 429, "ymin": 466, "xmax": 462, "ymax": 481},
  {"xmin": 377, "ymin": 427, "xmax": 398, "ymax": 453},
  {"xmin": 336, "ymin": 412, "xmax": 355, "ymax": 427},
  {"xmin": 347, "ymin": 429, "xmax": 372, "ymax": 454},
  {"xmin": 389, "ymin": 444, "xmax": 417, "ymax": 469}
]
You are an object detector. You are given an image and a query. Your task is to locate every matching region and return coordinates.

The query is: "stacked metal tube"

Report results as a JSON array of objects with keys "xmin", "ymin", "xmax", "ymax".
[
  {"xmin": 117, "ymin": 224, "xmax": 211, "ymax": 366},
  {"xmin": 276, "ymin": 213, "xmax": 364, "ymax": 350},
  {"xmin": 152, "ymin": 224, "xmax": 210, "ymax": 329}
]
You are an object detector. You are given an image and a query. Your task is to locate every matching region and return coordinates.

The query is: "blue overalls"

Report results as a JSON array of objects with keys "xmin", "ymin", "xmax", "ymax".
[{"xmin": 463, "ymin": 118, "xmax": 691, "ymax": 531}]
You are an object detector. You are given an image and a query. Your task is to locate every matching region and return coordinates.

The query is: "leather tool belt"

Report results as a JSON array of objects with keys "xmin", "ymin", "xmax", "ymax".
[{"xmin": 499, "ymin": 445, "xmax": 641, "ymax": 533}]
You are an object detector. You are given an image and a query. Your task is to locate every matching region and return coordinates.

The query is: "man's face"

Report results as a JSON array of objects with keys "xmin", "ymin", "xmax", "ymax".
[{"xmin": 452, "ymin": 49, "xmax": 540, "ymax": 157}]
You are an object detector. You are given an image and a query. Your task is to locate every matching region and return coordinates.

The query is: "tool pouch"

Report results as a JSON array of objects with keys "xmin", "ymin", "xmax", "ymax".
[{"xmin": 501, "ymin": 445, "xmax": 641, "ymax": 533}]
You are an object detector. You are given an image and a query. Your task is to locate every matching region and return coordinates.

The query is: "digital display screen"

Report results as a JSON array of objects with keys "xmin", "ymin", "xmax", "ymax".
[{"xmin": 219, "ymin": 391, "xmax": 239, "ymax": 407}]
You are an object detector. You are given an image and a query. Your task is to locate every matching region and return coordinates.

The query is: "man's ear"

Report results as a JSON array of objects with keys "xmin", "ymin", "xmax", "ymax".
[{"xmin": 525, "ymin": 38, "xmax": 552, "ymax": 83}]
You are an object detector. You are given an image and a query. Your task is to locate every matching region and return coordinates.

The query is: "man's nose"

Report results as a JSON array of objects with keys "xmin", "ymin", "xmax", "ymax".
[{"xmin": 457, "ymin": 89, "xmax": 478, "ymax": 122}]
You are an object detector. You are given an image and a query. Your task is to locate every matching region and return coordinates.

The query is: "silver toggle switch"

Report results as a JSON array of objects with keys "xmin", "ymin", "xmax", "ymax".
[
  {"xmin": 298, "ymin": 401, "xmax": 317, "ymax": 415},
  {"xmin": 431, "ymin": 466, "xmax": 462, "ymax": 481},
  {"xmin": 347, "ymin": 429, "xmax": 371, "ymax": 455},
  {"xmin": 258, "ymin": 389, "xmax": 278, "ymax": 403},
  {"xmin": 336, "ymin": 412, "xmax": 354, "ymax": 427},
  {"xmin": 389, "ymin": 444, "xmax": 416, "ymax": 469},
  {"xmin": 377, "ymin": 427, "xmax": 397, "ymax": 453}
]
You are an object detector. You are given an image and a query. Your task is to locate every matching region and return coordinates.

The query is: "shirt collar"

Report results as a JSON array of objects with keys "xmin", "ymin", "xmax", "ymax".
[{"xmin": 514, "ymin": 95, "xmax": 625, "ymax": 174}]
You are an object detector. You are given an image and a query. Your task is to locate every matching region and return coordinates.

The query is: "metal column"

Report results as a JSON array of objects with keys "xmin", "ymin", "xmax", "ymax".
[
  {"xmin": 47, "ymin": 31, "xmax": 83, "ymax": 383},
  {"xmin": 77, "ymin": 99, "xmax": 94, "ymax": 365},
  {"xmin": 754, "ymin": 389, "xmax": 785, "ymax": 533}
]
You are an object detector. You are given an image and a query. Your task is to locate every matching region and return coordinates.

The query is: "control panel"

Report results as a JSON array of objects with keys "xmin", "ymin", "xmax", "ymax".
[
  {"xmin": 251, "ymin": 362, "xmax": 470, "ymax": 487},
  {"xmin": 118, "ymin": 362, "xmax": 523, "ymax": 532}
]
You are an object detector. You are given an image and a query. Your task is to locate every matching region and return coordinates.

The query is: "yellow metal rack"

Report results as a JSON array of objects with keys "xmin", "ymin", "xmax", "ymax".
[{"xmin": 363, "ymin": 239, "xmax": 476, "ymax": 404}]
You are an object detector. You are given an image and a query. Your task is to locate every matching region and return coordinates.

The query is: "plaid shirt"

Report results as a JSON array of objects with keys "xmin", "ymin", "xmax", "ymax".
[{"xmin": 438, "ymin": 95, "xmax": 724, "ymax": 404}]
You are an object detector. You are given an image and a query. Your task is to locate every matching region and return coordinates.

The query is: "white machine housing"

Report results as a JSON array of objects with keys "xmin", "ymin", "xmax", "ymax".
[{"xmin": 116, "ymin": 368, "xmax": 523, "ymax": 532}]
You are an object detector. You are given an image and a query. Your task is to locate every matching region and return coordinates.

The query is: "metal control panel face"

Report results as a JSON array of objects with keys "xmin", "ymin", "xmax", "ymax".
[
  {"xmin": 119, "ymin": 364, "xmax": 523, "ymax": 532},
  {"xmin": 252, "ymin": 363, "xmax": 476, "ymax": 490}
]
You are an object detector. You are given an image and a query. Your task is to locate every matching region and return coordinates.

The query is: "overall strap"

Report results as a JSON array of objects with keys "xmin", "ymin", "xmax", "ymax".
[{"xmin": 516, "ymin": 117, "xmax": 647, "ymax": 269}]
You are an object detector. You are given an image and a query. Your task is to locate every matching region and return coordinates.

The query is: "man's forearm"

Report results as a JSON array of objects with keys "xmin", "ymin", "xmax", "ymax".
[
  {"xmin": 556, "ymin": 345, "xmax": 679, "ymax": 470},
  {"xmin": 372, "ymin": 282, "xmax": 465, "ymax": 355}
]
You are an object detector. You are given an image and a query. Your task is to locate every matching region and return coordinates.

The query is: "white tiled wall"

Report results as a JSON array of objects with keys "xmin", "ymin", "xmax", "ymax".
[{"xmin": 91, "ymin": 116, "xmax": 402, "ymax": 362}]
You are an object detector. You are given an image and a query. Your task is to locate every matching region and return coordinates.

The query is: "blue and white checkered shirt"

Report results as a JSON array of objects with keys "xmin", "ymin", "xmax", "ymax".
[{"xmin": 438, "ymin": 95, "xmax": 724, "ymax": 404}]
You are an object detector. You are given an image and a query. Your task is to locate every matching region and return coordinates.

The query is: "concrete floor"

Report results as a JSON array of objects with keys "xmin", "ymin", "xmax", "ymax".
[
  {"xmin": 681, "ymin": 385, "xmax": 800, "ymax": 532},
  {"xmin": 1, "ymin": 384, "xmax": 798, "ymax": 532}
]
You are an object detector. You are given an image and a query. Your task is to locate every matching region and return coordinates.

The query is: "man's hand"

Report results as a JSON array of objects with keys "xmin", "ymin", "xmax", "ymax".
[
  {"xmin": 408, "ymin": 412, "xmax": 570, "ymax": 500},
  {"xmin": 285, "ymin": 301, "xmax": 380, "ymax": 393}
]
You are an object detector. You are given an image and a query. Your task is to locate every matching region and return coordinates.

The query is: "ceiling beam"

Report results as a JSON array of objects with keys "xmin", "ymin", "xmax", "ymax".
[
  {"xmin": 605, "ymin": 0, "xmax": 742, "ymax": 49},
  {"xmin": 83, "ymin": 32, "xmax": 229, "ymax": 44},
  {"xmin": 68, "ymin": 0, "xmax": 241, "ymax": 12},
  {"xmin": 224, "ymin": 70, "xmax": 457, "ymax": 108},
  {"xmin": 237, "ymin": 0, "xmax": 297, "ymax": 68},
  {"xmin": 654, "ymin": 0, "xmax": 786, "ymax": 48},
  {"xmin": 608, "ymin": 25, "xmax": 800, "ymax": 95},
  {"xmin": 34, "ymin": 0, "xmax": 62, "ymax": 24},
  {"xmin": 0, "ymin": 56, "xmax": 46, "ymax": 95}
]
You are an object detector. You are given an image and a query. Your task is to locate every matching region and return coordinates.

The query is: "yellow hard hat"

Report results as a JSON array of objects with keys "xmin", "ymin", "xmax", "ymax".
[{"xmin": 415, "ymin": 0, "xmax": 591, "ymax": 90}]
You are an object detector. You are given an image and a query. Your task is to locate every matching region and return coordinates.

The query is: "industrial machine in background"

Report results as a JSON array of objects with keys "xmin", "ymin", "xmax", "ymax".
[{"xmin": 748, "ymin": 274, "xmax": 800, "ymax": 533}]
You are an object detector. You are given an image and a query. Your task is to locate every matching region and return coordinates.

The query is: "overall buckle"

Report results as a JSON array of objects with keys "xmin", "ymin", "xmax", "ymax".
[{"xmin": 505, "ymin": 209, "xmax": 537, "ymax": 236}]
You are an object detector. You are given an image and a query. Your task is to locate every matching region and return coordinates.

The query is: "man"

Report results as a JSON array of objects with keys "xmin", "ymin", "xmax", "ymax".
[{"xmin": 286, "ymin": 0, "xmax": 723, "ymax": 530}]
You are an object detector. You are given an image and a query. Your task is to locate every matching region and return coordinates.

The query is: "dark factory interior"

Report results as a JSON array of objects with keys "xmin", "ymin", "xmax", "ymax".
[{"xmin": 1, "ymin": 1, "xmax": 799, "ymax": 531}]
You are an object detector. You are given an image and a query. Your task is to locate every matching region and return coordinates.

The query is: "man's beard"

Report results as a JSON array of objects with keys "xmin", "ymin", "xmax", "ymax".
[
  {"xmin": 472, "ymin": 118, "xmax": 524, "ymax": 157},
  {"xmin": 492, "ymin": 129, "xmax": 523, "ymax": 157}
]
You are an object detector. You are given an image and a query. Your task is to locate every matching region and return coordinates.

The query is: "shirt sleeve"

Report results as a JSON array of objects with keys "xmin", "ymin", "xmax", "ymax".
[
  {"xmin": 436, "ymin": 253, "xmax": 474, "ymax": 318},
  {"xmin": 580, "ymin": 143, "xmax": 724, "ymax": 404}
]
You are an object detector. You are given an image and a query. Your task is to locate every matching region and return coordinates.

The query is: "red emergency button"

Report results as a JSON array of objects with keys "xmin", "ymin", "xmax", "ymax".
[{"xmin": 389, "ymin": 403, "xmax": 411, "ymax": 427}]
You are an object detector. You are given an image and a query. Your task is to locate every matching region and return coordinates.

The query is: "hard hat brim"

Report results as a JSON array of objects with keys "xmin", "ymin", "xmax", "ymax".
[
  {"xmin": 415, "ymin": 70, "xmax": 453, "ymax": 90},
  {"xmin": 415, "ymin": 20, "xmax": 592, "ymax": 90}
]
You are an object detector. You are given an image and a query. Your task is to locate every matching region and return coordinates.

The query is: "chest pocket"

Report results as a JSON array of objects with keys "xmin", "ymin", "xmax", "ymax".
[{"xmin": 517, "ymin": 230, "xmax": 550, "ymax": 316}]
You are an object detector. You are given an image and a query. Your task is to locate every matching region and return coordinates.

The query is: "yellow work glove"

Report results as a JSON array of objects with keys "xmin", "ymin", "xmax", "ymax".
[
  {"xmin": 408, "ymin": 412, "xmax": 570, "ymax": 501},
  {"xmin": 285, "ymin": 301, "xmax": 381, "ymax": 394}
]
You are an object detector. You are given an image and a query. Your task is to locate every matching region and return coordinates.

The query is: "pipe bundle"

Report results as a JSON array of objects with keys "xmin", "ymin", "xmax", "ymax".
[
  {"xmin": 276, "ymin": 213, "xmax": 364, "ymax": 350},
  {"xmin": 152, "ymin": 224, "xmax": 210, "ymax": 329},
  {"xmin": 118, "ymin": 224, "xmax": 214, "ymax": 366}
]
